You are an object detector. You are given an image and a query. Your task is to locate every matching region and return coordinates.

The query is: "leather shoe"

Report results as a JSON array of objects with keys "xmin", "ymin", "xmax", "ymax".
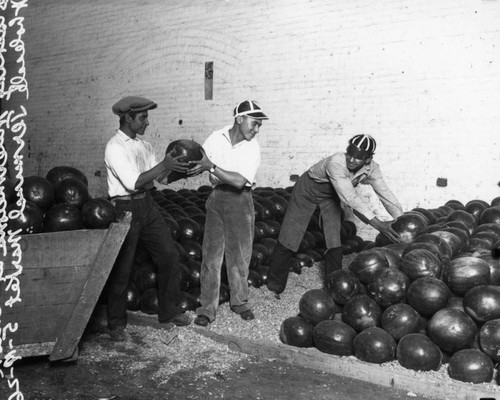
[
  {"xmin": 240, "ymin": 310, "xmax": 255, "ymax": 321},
  {"xmin": 194, "ymin": 315, "xmax": 210, "ymax": 327},
  {"xmin": 109, "ymin": 326, "xmax": 125, "ymax": 341},
  {"xmin": 167, "ymin": 313, "xmax": 191, "ymax": 326}
]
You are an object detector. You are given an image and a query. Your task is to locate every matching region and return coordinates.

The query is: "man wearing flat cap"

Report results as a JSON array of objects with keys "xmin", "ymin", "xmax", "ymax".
[
  {"xmin": 267, "ymin": 134, "xmax": 403, "ymax": 296},
  {"xmin": 187, "ymin": 100, "xmax": 268, "ymax": 327},
  {"xmin": 104, "ymin": 95, "xmax": 192, "ymax": 341}
]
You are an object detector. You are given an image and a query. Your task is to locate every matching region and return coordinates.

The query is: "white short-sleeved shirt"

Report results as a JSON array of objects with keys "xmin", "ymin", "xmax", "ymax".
[
  {"xmin": 104, "ymin": 130, "xmax": 158, "ymax": 197},
  {"xmin": 203, "ymin": 125, "xmax": 261, "ymax": 187}
]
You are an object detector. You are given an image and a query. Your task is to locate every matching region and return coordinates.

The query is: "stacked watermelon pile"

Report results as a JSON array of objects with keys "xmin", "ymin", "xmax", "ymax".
[
  {"xmin": 279, "ymin": 197, "xmax": 500, "ymax": 385},
  {"xmin": 126, "ymin": 185, "xmax": 362, "ymax": 315},
  {"xmin": 4, "ymin": 166, "xmax": 116, "ymax": 234}
]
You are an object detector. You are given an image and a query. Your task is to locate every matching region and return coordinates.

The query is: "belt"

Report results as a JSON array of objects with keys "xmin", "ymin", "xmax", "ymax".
[
  {"xmin": 111, "ymin": 191, "xmax": 147, "ymax": 201},
  {"xmin": 215, "ymin": 184, "xmax": 252, "ymax": 193}
]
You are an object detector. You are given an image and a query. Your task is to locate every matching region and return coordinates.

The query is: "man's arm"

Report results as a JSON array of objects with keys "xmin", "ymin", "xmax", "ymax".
[
  {"xmin": 367, "ymin": 164, "xmax": 404, "ymax": 219},
  {"xmin": 327, "ymin": 158, "xmax": 401, "ymax": 243},
  {"xmin": 326, "ymin": 157, "xmax": 378, "ymax": 221},
  {"xmin": 187, "ymin": 147, "xmax": 259, "ymax": 189},
  {"xmin": 137, "ymin": 154, "xmax": 189, "ymax": 190}
]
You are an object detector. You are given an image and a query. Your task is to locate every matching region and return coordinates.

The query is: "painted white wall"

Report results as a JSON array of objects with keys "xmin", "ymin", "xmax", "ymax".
[{"xmin": 4, "ymin": 0, "xmax": 500, "ymax": 239}]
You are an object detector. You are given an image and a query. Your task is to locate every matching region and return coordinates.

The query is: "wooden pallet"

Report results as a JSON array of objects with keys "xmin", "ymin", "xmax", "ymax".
[{"xmin": 0, "ymin": 217, "xmax": 130, "ymax": 362}]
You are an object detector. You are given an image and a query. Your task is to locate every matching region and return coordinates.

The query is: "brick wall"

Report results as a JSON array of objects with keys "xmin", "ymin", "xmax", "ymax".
[{"xmin": 4, "ymin": 0, "xmax": 500, "ymax": 239}]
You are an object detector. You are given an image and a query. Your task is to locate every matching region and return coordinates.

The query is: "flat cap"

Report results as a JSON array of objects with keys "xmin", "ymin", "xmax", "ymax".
[{"xmin": 112, "ymin": 96, "xmax": 157, "ymax": 116}]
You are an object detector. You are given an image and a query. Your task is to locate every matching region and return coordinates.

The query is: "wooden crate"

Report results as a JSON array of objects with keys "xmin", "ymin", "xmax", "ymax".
[{"xmin": 0, "ymin": 217, "xmax": 130, "ymax": 362}]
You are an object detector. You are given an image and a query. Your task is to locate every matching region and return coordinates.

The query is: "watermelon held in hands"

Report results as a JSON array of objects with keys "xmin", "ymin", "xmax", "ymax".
[
  {"xmin": 391, "ymin": 212, "xmax": 428, "ymax": 244},
  {"xmin": 165, "ymin": 139, "xmax": 203, "ymax": 183}
]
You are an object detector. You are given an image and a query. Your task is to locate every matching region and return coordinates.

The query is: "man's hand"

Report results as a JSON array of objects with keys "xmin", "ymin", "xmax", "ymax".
[
  {"xmin": 370, "ymin": 218, "xmax": 400, "ymax": 243},
  {"xmin": 187, "ymin": 148, "xmax": 213, "ymax": 177},
  {"xmin": 162, "ymin": 153, "xmax": 190, "ymax": 173}
]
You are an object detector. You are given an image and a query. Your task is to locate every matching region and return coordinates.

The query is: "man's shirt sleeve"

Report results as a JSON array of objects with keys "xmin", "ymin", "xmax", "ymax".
[
  {"xmin": 366, "ymin": 165, "xmax": 404, "ymax": 219},
  {"xmin": 325, "ymin": 157, "xmax": 377, "ymax": 222}
]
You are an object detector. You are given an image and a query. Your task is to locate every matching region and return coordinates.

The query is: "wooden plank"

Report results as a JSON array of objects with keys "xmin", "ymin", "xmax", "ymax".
[
  {"xmin": 2, "ymin": 266, "xmax": 90, "ymax": 306},
  {"xmin": 49, "ymin": 220, "xmax": 130, "ymax": 361},
  {"xmin": 4, "ymin": 342, "xmax": 56, "ymax": 359},
  {"xmin": 4, "ymin": 229, "xmax": 109, "ymax": 270},
  {"xmin": 3, "ymin": 304, "xmax": 74, "ymax": 345},
  {"xmin": 189, "ymin": 326, "xmax": 499, "ymax": 400}
]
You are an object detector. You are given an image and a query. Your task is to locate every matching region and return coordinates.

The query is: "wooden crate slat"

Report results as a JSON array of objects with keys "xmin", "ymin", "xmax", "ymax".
[
  {"xmin": 1, "ymin": 266, "xmax": 90, "ymax": 306},
  {"xmin": 21, "ymin": 229, "xmax": 108, "ymax": 268},
  {"xmin": 2, "ymin": 304, "xmax": 74, "ymax": 345},
  {"xmin": 5, "ymin": 342, "xmax": 56, "ymax": 359}
]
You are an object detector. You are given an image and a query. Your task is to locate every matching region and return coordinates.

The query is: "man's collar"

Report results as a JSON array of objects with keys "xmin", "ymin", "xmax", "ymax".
[{"xmin": 117, "ymin": 129, "xmax": 139, "ymax": 141}]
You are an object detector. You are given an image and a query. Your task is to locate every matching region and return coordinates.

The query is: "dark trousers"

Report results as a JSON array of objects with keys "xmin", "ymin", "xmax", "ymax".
[
  {"xmin": 107, "ymin": 195, "xmax": 181, "ymax": 329},
  {"xmin": 267, "ymin": 172, "xmax": 344, "ymax": 294}
]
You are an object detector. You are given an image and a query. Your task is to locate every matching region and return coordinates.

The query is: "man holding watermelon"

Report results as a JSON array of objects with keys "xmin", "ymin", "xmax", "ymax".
[
  {"xmin": 267, "ymin": 134, "xmax": 403, "ymax": 296},
  {"xmin": 104, "ymin": 96, "xmax": 192, "ymax": 341},
  {"xmin": 186, "ymin": 100, "xmax": 269, "ymax": 327}
]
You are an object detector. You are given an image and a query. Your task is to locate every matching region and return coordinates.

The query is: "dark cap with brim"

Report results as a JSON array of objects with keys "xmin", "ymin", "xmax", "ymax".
[
  {"xmin": 112, "ymin": 96, "xmax": 158, "ymax": 116},
  {"xmin": 233, "ymin": 100, "xmax": 268, "ymax": 120}
]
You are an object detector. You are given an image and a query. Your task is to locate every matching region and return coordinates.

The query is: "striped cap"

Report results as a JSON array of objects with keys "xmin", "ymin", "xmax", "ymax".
[
  {"xmin": 347, "ymin": 134, "xmax": 376, "ymax": 159},
  {"xmin": 233, "ymin": 100, "xmax": 268, "ymax": 120}
]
